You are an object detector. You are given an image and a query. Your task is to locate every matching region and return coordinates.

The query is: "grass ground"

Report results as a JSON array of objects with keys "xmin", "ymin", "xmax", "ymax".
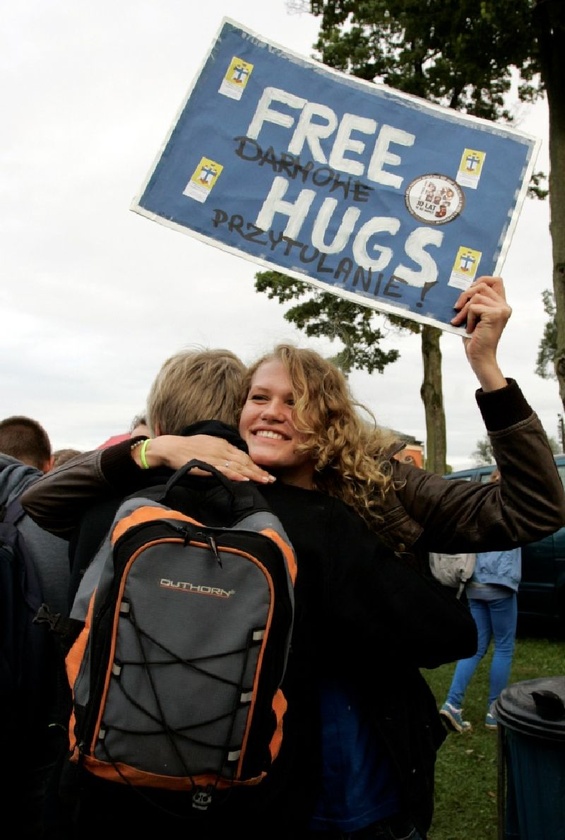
[{"xmin": 425, "ymin": 620, "xmax": 565, "ymax": 840}]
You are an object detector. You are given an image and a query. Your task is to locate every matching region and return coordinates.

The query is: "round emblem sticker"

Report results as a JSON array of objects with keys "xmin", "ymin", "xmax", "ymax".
[{"xmin": 405, "ymin": 174, "xmax": 465, "ymax": 225}]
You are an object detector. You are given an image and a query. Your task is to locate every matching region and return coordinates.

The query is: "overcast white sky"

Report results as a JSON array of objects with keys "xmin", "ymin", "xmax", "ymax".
[{"xmin": 3, "ymin": 0, "xmax": 560, "ymax": 469}]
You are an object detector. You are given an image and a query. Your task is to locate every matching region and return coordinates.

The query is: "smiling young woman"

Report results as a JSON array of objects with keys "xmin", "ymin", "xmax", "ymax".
[{"xmin": 239, "ymin": 358, "xmax": 318, "ymax": 488}]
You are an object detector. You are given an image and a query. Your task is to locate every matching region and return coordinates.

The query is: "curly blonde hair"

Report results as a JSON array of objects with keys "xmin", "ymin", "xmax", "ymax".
[{"xmin": 244, "ymin": 344, "xmax": 400, "ymax": 528}]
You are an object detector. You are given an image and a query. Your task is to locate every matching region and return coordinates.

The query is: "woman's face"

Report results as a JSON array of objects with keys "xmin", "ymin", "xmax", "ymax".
[{"xmin": 239, "ymin": 359, "xmax": 315, "ymax": 489}]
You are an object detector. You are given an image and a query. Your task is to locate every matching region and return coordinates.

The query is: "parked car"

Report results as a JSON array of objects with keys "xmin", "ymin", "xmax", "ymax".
[{"xmin": 445, "ymin": 456, "xmax": 565, "ymax": 626}]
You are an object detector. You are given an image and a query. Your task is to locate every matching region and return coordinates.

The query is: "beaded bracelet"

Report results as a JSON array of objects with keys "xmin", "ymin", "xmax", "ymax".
[{"xmin": 130, "ymin": 438, "xmax": 151, "ymax": 469}]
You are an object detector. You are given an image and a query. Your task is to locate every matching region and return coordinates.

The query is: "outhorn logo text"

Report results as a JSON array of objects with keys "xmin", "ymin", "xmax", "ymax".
[{"xmin": 160, "ymin": 579, "xmax": 235, "ymax": 598}]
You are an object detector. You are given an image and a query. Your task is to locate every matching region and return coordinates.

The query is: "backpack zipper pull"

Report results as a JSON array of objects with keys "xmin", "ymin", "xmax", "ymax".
[
  {"xmin": 206, "ymin": 534, "xmax": 222, "ymax": 566},
  {"xmin": 188, "ymin": 526, "xmax": 222, "ymax": 566}
]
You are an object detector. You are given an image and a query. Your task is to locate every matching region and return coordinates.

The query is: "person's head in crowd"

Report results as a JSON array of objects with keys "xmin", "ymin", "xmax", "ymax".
[
  {"xmin": 129, "ymin": 413, "xmax": 151, "ymax": 438},
  {"xmin": 0, "ymin": 415, "xmax": 54, "ymax": 472},
  {"xmin": 240, "ymin": 343, "xmax": 399, "ymax": 523},
  {"xmin": 146, "ymin": 348, "xmax": 247, "ymax": 436},
  {"xmin": 52, "ymin": 448, "xmax": 82, "ymax": 468},
  {"xmin": 97, "ymin": 414, "xmax": 149, "ymax": 451}
]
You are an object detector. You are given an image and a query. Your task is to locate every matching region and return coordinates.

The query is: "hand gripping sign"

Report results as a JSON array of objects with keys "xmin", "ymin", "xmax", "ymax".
[{"xmin": 131, "ymin": 18, "xmax": 540, "ymax": 334}]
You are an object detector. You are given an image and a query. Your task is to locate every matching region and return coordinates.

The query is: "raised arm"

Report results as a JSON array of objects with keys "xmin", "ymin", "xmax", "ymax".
[{"xmin": 389, "ymin": 277, "xmax": 565, "ymax": 552}]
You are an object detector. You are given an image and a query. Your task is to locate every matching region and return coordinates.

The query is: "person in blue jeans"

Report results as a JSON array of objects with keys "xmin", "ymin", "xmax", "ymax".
[{"xmin": 440, "ymin": 470, "xmax": 522, "ymax": 733}]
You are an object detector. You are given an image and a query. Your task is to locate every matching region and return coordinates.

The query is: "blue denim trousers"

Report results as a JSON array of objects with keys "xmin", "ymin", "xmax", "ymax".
[
  {"xmin": 446, "ymin": 593, "xmax": 517, "ymax": 709},
  {"xmin": 309, "ymin": 813, "xmax": 424, "ymax": 839}
]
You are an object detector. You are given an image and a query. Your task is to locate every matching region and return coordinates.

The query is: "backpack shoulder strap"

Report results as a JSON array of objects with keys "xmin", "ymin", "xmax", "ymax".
[
  {"xmin": 0, "ymin": 498, "xmax": 44, "ymax": 608},
  {"xmin": 0, "ymin": 499, "xmax": 76, "ymax": 649},
  {"xmin": 2, "ymin": 498, "xmax": 26, "ymax": 527}
]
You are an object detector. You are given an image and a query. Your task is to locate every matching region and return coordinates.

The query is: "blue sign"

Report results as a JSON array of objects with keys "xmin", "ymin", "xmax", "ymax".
[{"xmin": 132, "ymin": 18, "xmax": 540, "ymax": 334}]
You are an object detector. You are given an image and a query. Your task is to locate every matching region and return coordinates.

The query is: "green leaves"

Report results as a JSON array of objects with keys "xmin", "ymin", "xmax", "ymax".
[
  {"xmin": 310, "ymin": 0, "xmax": 542, "ymax": 120},
  {"xmin": 254, "ymin": 269, "xmax": 405, "ymax": 373}
]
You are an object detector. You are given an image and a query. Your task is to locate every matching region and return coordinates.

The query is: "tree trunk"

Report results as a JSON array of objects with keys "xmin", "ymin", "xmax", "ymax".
[
  {"xmin": 420, "ymin": 325, "xmax": 447, "ymax": 474},
  {"xmin": 537, "ymin": 0, "xmax": 565, "ymax": 410}
]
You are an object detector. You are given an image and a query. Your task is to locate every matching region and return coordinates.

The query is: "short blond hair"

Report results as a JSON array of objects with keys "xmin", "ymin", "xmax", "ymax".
[{"xmin": 146, "ymin": 348, "xmax": 246, "ymax": 435}]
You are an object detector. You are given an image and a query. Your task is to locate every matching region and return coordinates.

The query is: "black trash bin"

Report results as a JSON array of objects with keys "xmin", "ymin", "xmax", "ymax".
[{"xmin": 493, "ymin": 676, "xmax": 565, "ymax": 840}]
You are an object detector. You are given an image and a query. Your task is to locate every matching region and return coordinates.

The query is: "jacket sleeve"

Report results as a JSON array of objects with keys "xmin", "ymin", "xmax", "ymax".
[
  {"xmin": 20, "ymin": 438, "xmax": 145, "ymax": 539},
  {"xmin": 392, "ymin": 380, "xmax": 565, "ymax": 553}
]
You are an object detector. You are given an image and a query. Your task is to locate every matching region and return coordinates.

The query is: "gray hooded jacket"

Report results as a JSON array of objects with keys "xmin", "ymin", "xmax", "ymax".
[{"xmin": 0, "ymin": 454, "xmax": 70, "ymax": 615}]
